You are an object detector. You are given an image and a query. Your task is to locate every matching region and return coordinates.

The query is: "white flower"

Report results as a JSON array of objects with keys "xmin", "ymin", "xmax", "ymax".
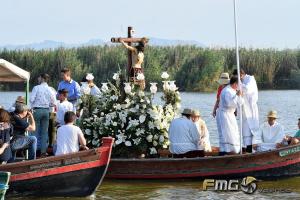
[
  {"xmin": 159, "ymin": 135, "xmax": 165, "ymax": 143},
  {"xmin": 115, "ymin": 137, "xmax": 122, "ymax": 145},
  {"xmin": 135, "ymin": 128, "xmax": 145, "ymax": 136},
  {"xmin": 116, "ymin": 133, "xmax": 126, "ymax": 145},
  {"xmin": 124, "ymin": 83, "xmax": 132, "ymax": 94},
  {"xmin": 125, "ymin": 98, "xmax": 130, "ymax": 104},
  {"xmin": 135, "ymin": 105, "xmax": 140, "ymax": 110},
  {"xmin": 85, "ymin": 129, "xmax": 91, "ymax": 135},
  {"xmin": 162, "ymin": 81, "xmax": 170, "ymax": 90},
  {"xmin": 148, "ymin": 121, "xmax": 155, "ymax": 129},
  {"xmin": 153, "ymin": 141, "xmax": 158, "ymax": 147},
  {"xmin": 146, "ymin": 135, "xmax": 153, "ymax": 142},
  {"xmin": 139, "ymin": 115, "xmax": 146, "ymax": 123},
  {"xmin": 114, "ymin": 104, "xmax": 122, "ymax": 110},
  {"xmin": 127, "ymin": 119, "xmax": 140, "ymax": 130},
  {"xmin": 136, "ymin": 73, "xmax": 145, "ymax": 80},
  {"xmin": 110, "ymin": 95, "xmax": 118, "ymax": 101},
  {"xmin": 138, "ymin": 91, "xmax": 145, "ymax": 97},
  {"xmin": 113, "ymin": 122, "xmax": 118, "ymax": 126},
  {"xmin": 133, "ymin": 138, "xmax": 141, "ymax": 145},
  {"xmin": 169, "ymin": 81, "xmax": 177, "ymax": 91},
  {"xmin": 113, "ymin": 73, "xmax": 119, "ymax": 80},
  {"xmin": 153, "ymin": 134, "xmax": 159, "ymax": 140},
  {"xmin": 101, "ymin": 83, "xmax": 109, "ymax": 92},
  {"xmin": 150, "ymin": 147, "xmax": 157, "ymax": 155},
  {"xmin": 150, "ymin": 82, "xmax": 158, "ymax": 94},
  {"xmin": 161, "ymin": 71, "xmax": 169, "ymax": 79},
  {"xmin": 125, "ymin": 141, "xmax": 132, "ymax": 146}
]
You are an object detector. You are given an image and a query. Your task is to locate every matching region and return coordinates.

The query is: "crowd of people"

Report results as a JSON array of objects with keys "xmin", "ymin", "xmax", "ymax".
[
  {"xmin": 168, "ymin": 69, "xmax": 300, "ymax": 157},
  {"xmin": 0, "ymin": 68, "xmax": 99, "ymax": 163}
]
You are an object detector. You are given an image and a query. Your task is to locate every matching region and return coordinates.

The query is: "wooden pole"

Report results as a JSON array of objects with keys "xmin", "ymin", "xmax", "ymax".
[
  {"xmin": 233, "ymin": 0, "xmax": 243, "ymax": 155},
  {"xmin": 111, "ymin": 37, "xmax": 148, "ymax": 43},
  {"xmin": 127, "ymin": 26, "xmax": 132, "ymax": 82}
]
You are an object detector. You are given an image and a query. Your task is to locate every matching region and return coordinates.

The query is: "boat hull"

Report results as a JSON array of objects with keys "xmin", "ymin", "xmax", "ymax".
[
  {"xmin": 106, "ymin": 144, "xmax": 300, "ymax": 180},
  {"xmin": 9, "ymin": 165, "xmax": 107, "ymax": 197},
  {"xmin": 0, "ymin": 137, "xmax": 114, "ymax": 197}
]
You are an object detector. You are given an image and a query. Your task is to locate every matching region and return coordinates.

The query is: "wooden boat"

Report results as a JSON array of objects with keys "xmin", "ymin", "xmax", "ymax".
[
  {"xmin": 106, "ymin": 143, "xmax": 300, "ymax": 180},
  {"xmin": 0, "ymin": 137, "xmax": 114, "ymax": 197},
  {"xmin": 0, "ymin": 172, "xmax": 10, "ymax": 200}
]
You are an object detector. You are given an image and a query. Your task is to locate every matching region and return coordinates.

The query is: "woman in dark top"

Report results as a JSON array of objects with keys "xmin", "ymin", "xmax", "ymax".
[{"xmin": 0, "ymin": 109, "xmax": 12, "ymax": 163}]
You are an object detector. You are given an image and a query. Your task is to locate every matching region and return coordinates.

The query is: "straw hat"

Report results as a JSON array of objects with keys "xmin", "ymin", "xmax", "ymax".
[
  {"xmin": 181, "ymin": 108, "xmax": 192, "ymax": 115},
  {"xmin": 191, "ymin": 109, "xmax": 200, "ymax": 117},
  {"xmin": 217, "ymin": 73, "xmax": 230, "ymax": 85},
  {"xmin": 15, "ymin": 96, "xmax": 26, "ymax": 104},
  {"xmin": 267, "ymin": 110, "xmax": 278, "ymax": 119},
  {"xmin": 86, "ymin": 73, "xmax": 94, "ymax": 81}
]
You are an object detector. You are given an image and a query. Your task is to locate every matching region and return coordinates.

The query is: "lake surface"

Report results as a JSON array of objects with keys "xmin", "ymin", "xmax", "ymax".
[{"xmin": 1, "ymin": 90, "xmax": 300, "ymax": 199}]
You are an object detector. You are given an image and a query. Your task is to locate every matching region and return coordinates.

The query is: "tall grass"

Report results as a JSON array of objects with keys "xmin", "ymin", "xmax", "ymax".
[{"xmin": 0, "ymin": 46, "xmax": 299, "ymax": 91}]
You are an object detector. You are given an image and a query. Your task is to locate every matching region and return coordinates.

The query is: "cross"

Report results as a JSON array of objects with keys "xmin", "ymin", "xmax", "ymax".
[{"xmin": 111, "ymin": 26, "xmax": 148, "ymax": 82}]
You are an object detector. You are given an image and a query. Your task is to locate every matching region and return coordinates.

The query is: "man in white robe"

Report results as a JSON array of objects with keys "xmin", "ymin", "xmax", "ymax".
[
  {"xmin": 217, "ymin": 76, "xmax": 243, "ymax": 155},
  {"xmin": 233, "ymin": 69, "xmax": 259, "ymax": 153},
  {"xmin": 252, "ymin": 110, "xmax": 285, "ymax": 152}
]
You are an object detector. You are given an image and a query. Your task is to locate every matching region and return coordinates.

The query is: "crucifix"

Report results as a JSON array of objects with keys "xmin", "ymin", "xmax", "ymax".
[{"xmin": 111, "ymin": 26, "xmax": 149, "ymax": 88}]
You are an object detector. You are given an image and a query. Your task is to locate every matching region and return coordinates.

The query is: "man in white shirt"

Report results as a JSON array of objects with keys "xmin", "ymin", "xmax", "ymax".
[
  {"xmin": 55, "ymin": 111, "xmax": 88, "ymax": 155},
  {"xmin": 233, "ymin": 69, "xmax": 259, "ymax": 153},
  {"xmin": 168, "ymin": 108, "xmax": 203, "ymax": 158},
  {"xmin": 30, "ymin": 73, "xmax": 55, "ymax": 156},
  {"xmin": 253, "ymin": 110, "xmax": 285, "ymax": 152},
  {"xmin": 56, "ymin": 89, "xmax": 74, "ymax": 126}
]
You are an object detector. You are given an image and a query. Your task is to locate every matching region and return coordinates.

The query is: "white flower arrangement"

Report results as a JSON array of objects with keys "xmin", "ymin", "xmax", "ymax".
[{"xmin": 80, "ymin": 71, "xmax": 181, "ymax": 158}]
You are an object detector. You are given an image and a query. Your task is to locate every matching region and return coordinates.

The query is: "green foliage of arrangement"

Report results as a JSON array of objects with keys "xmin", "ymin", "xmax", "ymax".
[{"xmin": 1, "ymin": 46, "xmax": 300, "ymax": 91}]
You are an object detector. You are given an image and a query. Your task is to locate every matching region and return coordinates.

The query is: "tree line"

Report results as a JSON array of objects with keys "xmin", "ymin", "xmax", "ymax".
[{"xmin": 1, "ymin": 45, "xmax": 300, "ymax": 91}]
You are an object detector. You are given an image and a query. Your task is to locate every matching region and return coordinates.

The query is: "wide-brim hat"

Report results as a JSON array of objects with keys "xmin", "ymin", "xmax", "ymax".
[
  {"xmin": 267, "ymin": 110, "xmax": 278, "ymax": 119},
  {"xmin": 182, "ymin": 108, "xmax": 192, "ymax": 115},
  {"xmin": 15, "ymin": 96, "xmax": 26, "ymax": 104},
  {"xmin": 86, "ymin": 73, "xmax": 94, "ymax": 81},
  {"xmin": 191, "ymin": 109, "xmax": 200, "ymax": 117},
  {"xmin": 217, "ymin": 72, "xmax": 230, "ymax": 85}
]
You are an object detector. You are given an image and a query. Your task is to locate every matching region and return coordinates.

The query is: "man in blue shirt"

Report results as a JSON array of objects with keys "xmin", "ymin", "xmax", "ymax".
[{"xmin": 57, "ymin": 68, "xmax": 81, "ymax": 105}]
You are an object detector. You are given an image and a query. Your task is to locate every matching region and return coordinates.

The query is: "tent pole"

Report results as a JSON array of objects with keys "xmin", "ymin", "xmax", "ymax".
[
  {"xmin": 233, "ymin": 0, "xmax": 243, "ymax": 155},
  {"xmin": 25, "ymin": 80, "xmax": 29, "ymax": 159}
]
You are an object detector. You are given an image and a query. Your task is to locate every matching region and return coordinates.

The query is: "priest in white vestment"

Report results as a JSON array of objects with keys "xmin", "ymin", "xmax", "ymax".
[
  {"xmin": 217, "ymin": 76, "xmax": 243, "ymax": 155},
  {"xmin": 233, "ymin": 69, "xmax": 259, "ymax": 152},
  {"xmin": 252, "ymin": 110, "xmax": 285, "ymax": 152}
]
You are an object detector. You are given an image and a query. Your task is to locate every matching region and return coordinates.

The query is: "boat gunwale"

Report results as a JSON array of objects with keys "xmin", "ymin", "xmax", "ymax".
[{"xmin": 110, "ymin": 143, "xmax": 300, "ymax": 162}]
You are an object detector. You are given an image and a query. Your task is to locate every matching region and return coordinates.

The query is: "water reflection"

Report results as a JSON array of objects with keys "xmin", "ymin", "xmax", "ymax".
[{"xmin": 96, "ymin": 177, "xmax": 300, "ymax": 200}]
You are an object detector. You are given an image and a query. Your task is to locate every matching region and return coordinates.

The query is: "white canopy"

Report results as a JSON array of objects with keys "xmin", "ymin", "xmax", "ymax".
[{"xmin": 0, "ymin": 59, "xmax": 30, "ymax": 82}]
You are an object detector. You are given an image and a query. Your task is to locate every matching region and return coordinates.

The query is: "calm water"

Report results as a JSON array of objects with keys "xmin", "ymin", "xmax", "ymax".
[{"xmin": 1, "ymin": 90, "xmax": 300, "ymax": 199}]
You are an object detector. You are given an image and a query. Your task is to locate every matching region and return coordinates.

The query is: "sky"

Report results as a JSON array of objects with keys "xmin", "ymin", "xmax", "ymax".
[{"xmin": 1, "ymin": 0, "xmax": 300, "ymax": 49}]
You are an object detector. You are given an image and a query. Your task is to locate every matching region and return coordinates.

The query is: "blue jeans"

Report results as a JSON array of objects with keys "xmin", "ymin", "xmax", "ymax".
[
  {"xmin": 11, "ymin": 136, "xmax": 37, "ymax": 160},
  {"xmin": 33, "ymin": 108, "xmax": 49, "ymax": 153}
]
